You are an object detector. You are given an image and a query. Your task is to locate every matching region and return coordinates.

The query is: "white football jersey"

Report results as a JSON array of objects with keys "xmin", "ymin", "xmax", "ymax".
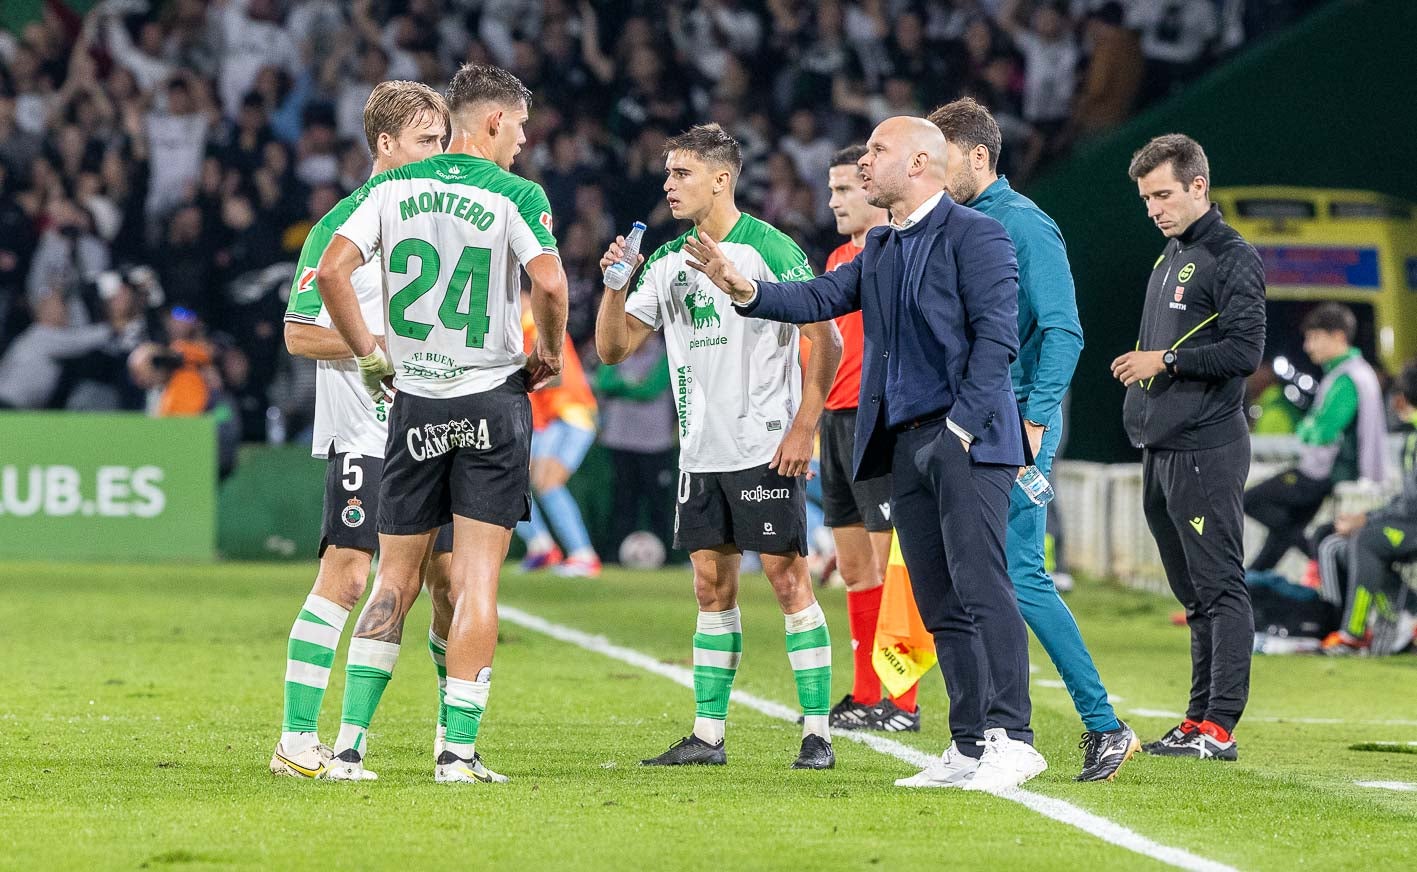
[
  {"xmin": 626, "ymin": 213, "xmax": 815, "ymax": 473},
  {"xmin": 285, "ymin": 193, "xmax": 390, "ymax": 459},
  {"xmin": 335, "ymin": 154, "xmax": 559, "ymax": 399}
]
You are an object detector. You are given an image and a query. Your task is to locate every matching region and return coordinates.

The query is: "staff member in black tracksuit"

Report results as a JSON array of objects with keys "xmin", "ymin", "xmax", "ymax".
[{"xmin": 1110, "ymin": 134, "xmax": 1266, "ymax": 762}]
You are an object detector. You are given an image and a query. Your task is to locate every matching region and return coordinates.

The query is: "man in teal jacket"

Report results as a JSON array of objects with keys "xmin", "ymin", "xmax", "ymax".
[{"xmin": 931, "ymin": 99, "xmax": 1137, "ymax": 781}]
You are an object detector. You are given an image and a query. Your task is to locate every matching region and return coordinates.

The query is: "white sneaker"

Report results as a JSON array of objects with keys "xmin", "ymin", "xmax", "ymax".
[
  {"xmin": 269, "ymin": 740, "xmax": 332, "ymax": 779},
  {"xmin": 434, "ymin": 724, "xmax": 447, "ymax": 763},
  {"xmin": 963, "ymin": 728, "xmax": 1047, "ymax": 792},
  {"xmin": 894, "ymin": 742, "xmax": 980, "ymax": 788},
  {"xmin": 325, "ymin": 749, "xmax": 379, "ymax": 782},
  {"xmin": 435, "ymin": 751, "xmax": 510, "ymax": 784}
]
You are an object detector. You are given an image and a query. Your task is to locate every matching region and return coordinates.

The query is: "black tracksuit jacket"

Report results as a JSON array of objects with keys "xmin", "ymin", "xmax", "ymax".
[{"xmin": 1123, "ymin": 206, "xmax": 1267, "ymax": 451}]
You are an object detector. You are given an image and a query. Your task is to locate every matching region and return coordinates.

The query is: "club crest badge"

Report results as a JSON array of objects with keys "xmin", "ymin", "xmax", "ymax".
[{"xmin": 341, "ymin": 497, "xmax": 366, "ymax": 528}]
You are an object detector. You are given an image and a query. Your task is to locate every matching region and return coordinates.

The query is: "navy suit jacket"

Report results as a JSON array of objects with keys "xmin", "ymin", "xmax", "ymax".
[{"xmin": 740, "ymin": 193, "xmax": 1024, "ymax": 479}]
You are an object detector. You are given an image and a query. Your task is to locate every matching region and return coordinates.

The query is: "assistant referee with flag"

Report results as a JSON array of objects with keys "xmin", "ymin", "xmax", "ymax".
[{"xmin": 1111, "ymin": 134, "xmax": 1265, "ymax": 761}]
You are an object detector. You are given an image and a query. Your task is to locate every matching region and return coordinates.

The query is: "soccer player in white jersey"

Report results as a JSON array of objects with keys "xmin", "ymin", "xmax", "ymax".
[
  {"xmin": 270, "ymin": 80, "xmax": 454, "ymax": 781},
  {"xmin": 596, "ymin": 124, "xmax": 844, "ymax": 770},
  {"xmin": 315, "ymin": 64, "xmax": 567, "ymax": 784}
]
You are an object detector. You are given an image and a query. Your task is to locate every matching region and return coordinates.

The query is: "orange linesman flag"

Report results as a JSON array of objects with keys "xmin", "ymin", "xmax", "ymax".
[{"xmin": 871, "ymin": 533, "xmax": 937, "ymax": 698}]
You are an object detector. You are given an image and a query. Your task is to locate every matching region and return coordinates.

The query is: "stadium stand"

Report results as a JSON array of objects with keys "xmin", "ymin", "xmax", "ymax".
[{"xmin": 0, "ymin": 0, "xmax": 1322, "ymax": 430}]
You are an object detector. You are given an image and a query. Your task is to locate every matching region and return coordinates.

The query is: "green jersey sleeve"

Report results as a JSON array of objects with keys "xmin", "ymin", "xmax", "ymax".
[
  {"xmin": 756, "ymin": 227, "xmax": 815, "ymax": 282},
  {"xmin": 625, "ymin": 245, "xmax": 668, "ymax": 330},
  {"xmin": 508, "ymin": 180, "xmax": 558, "ymax": 259},
  {"xmin": 285, "ymin": 221, "xmax": 333, "ymax": 323},
  {"xmin": 286, "ymin": 187, "xmax": 368, "ymax": 323}
]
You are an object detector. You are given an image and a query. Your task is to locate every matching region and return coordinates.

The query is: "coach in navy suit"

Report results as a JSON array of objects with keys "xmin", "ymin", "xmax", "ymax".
[{"xmin": 685, "ymin": 117, "xmax": 1046, "ymax": 790}]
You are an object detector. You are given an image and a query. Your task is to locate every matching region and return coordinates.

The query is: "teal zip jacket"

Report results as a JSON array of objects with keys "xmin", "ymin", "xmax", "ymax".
[{"xmin": 968, "ymin": 177, "xmax": 1084, "ymax": 426}]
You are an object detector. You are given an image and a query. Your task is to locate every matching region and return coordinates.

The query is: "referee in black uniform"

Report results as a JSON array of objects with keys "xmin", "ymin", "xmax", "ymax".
[{"xmin": 1110, "ymin": 134, "xmax": 1265, "ymax": 761}]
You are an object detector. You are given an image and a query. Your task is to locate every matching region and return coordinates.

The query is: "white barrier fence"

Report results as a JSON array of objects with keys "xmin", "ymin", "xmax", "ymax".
[{"xmin": 1053, "ymin": 435, "xmax": 1405, "ymax": 595}]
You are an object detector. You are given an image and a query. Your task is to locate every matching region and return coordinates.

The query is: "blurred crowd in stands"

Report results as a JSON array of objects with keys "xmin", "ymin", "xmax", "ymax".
[{"xmin": 0, "ymin": 0, "xmax": 1322, "ymax": 446}]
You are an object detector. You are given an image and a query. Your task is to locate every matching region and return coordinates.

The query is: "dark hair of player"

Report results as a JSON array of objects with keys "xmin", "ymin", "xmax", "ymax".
[
  {"xmin": 664, "ymin": 123, "xmax": 743, "ymax": 180},
  {"xmin": 830, "ymin": 145, "xmax": 867, "ymax": 169},
  {"xmin": 445, "ymin": 63, "xmax": 532, "ymax": 117}
]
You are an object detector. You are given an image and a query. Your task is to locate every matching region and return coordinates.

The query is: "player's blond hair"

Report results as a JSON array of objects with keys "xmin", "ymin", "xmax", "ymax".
[{"xmin": 363, "ymin": 80, "xmax": 449, "ymax": 155}]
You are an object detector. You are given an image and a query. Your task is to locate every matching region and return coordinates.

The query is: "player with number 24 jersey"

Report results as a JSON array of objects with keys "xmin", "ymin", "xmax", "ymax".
[{"xmin": 335, "ymin": 153, "xmax": 558, "ymax": 398}]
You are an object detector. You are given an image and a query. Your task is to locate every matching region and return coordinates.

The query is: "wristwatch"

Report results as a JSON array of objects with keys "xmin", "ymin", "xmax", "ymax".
[{"xmin": 1163, "ymin": 349, "xmax": 1179, "ymax": 377}]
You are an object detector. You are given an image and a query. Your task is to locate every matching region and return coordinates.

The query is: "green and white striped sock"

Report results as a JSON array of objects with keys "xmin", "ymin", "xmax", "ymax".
[
  {"xmin": 692, "ymin": 606, "xmax": 741, "ymax": 745},
  {"xmin": 428, "ymin": 630, "xmax": 448, "ymax": 729},
  {"xmin": 281, "ymin": 594, "xmax": 349, "ymax": 751},
  {"xmin": 785, "ymin": 601, "xmax": 832, "ymax": 739},
  {"xmin": 333, "ymin": 638, "xmax": 400, "ymax": 756},
  {"xmin": 444, "ymin": 672, "xmax": 491, "ymax": 759}
]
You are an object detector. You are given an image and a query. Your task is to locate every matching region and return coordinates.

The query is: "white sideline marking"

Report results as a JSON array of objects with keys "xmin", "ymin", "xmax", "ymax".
[
  {"xmin": 1125, "ymin": 709, "xmax": 1417, "ymax": 728},
  {"xmin": 1355, "ymin": 781, "xmax": 1416, "ymax": 792},
  {"xmin": 1129, "ymin": 708, "xmax": 1187, "ymax": 720},
  {"xmin": 1253, "ymin": 717, "xmax": 1417, "ymax": 727},
  {"xmin": 500, "ymin": 605, "xmax": 1239, "ymax": 872}
]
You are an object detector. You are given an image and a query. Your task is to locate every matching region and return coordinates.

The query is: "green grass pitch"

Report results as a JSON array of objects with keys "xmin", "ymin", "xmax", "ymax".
[{"xmin": 1, "ymin": 561, "xmax": 1415, "ymax": 870}]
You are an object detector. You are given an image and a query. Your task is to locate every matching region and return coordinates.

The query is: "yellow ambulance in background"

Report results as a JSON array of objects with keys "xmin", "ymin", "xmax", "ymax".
[{"xmin": 1212, "ymin": 186, "xmax": 1417, "ymax": 377}]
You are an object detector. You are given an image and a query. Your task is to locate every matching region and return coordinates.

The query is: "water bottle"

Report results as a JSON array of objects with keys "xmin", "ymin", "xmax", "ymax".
[
  {"xmin": 603, "ymin": 221, "xmax": 647, "ymax": 290},
  {"xmin": 265, "ymin": 405, "xmax": 287, "ymax": 445},
  {"xmin": 1016, "ymin": 465, "xmax": 1054, "ymax": 507}
]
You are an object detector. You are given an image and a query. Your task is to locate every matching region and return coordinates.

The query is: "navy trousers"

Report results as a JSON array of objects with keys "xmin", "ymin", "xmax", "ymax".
[{"xmin": 890, "ymin": 420, "xmax": 1034, "ymax": 751}]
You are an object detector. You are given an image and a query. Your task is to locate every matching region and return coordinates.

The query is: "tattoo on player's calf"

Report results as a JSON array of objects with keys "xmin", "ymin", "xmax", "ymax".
[{"xmin": 356, "ymin": 590, "xmax": 405, "ymax": 643}]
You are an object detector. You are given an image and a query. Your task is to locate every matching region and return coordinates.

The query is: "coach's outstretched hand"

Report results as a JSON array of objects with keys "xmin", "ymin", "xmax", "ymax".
[{"xmin": 685, "ymin": 233, "xmax": 756, "ymax": 304}]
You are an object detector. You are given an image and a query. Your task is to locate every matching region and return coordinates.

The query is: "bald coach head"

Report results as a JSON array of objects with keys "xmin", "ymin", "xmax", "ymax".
[{"xmin": 857, "ymin": 116, "xmax": 949, "ymax": 220}]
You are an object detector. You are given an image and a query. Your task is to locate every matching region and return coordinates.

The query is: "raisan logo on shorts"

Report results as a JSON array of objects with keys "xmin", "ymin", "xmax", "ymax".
[
  {"xmin": 740, "ymin": 485, "xmax": 790, "ymax": 503},
  {"xmin": 406, "ymin": 418, "xmax": 492, "ymax": 461},
  {"xmin": 341, "ymin": 497, "xmax": 366, "ymax": 528}
]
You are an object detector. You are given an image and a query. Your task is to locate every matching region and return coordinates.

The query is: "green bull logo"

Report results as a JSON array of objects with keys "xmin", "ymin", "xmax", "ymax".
[{"xmin": 684, "ymin": 289, "xmax": 721, "ymax": 331}]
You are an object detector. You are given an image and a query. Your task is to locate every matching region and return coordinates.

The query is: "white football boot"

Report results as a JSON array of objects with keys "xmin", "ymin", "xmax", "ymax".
[
  {"xmin": 894, "ymin": 742, "xmax": 980, "ymax": 788},
  {"xmin": 269, "ymin": 739, "xmax": 332, "ymax": 779},
  {"xmin": 963, "ymin": 728, "xmax": 1048, "ymax": 792},
  {"xmin": 435, "ymin": 751, "xmax": 510, "ymax": 784},
  {"xmin": 325, "ymin": 748, "xmax": 379, "ymax": 781}
]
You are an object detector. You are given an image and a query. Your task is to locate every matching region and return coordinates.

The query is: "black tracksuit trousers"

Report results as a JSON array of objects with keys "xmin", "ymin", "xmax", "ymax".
[
  {"xmin": 1142, "ymin": 437, "xmax": 1254, "ymax": 732},
  {"xmin": 1244, "ymin": 469, "xmax": 1332, "ymax": 571}
]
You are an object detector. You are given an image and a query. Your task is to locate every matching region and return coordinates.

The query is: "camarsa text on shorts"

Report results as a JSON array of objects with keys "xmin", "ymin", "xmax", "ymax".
[{"xmin": 406, "ymin": 417, "xmax": 493, "ymax": 460}]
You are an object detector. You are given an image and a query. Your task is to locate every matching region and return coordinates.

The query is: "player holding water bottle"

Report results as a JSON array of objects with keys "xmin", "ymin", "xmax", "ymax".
[{"xmin": 595, "ymin": 123, "xmax": 844, "ymax": 770}]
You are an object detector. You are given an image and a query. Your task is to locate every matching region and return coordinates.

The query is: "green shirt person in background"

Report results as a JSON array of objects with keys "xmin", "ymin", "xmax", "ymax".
[
  {"xmin": 594, "ymin": 335, "xmax": 677, "ymax": 560},
  {"xmin": 1244, "ymin": 303, "xmax": 1389, "ymax": 571}
]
